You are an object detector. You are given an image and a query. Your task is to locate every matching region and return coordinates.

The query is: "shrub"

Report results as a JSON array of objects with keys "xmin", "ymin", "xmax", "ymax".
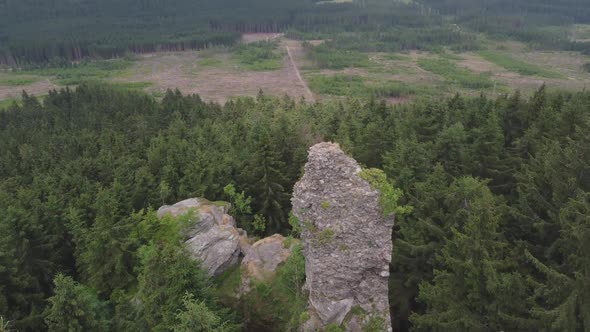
[
  {"xmin": 233, "ymin": 41, "xmax": 282, "ymax": 71},
  {"xmin": 359, "ymin": 168, "xmax": 413, "ymax": 217},
  {"xmin": 478, "ymin": 51, "xmax": 564, "ymax": 78},
  {"xmin": 417, "ymin": 57, "xmax": 494, "ymax": 90}
]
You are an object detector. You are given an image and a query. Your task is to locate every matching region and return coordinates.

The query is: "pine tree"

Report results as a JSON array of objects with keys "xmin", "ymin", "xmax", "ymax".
[
  {"xmin": 243, "ymin": 124, "xmax": 290, "ymax": 235},
  {"xmin": 132, "ymin": 242, "xmax": 217, "ymax": 331},
  {"xmin": 75, "ymin": 182, "xmax": 137, "ymax": 296},
  {"xmin": 525, "ymin": 193, "xmax": 590, "ymax": 331},
  {"xmin": 171, "ymin": 293, "xmax": 233, "ymax": 332},
  {"xmin": 410, "ymin": 177, "xmax": 537, "ymax": 331},
  {"xmin": 44, "ymin": 274, "xmax": 109, "ymax": 331}
]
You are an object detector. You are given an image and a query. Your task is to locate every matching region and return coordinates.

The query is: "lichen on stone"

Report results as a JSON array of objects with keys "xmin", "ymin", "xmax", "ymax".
[{"xmin": 292, "ymin": 142, "xmax": 393, "ymax": 332}]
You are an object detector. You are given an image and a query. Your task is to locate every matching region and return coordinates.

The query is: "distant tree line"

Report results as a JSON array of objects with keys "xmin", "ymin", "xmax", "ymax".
[{"xmin": 0, "ymin": 0, "xmax": 436, "ymax": 67}]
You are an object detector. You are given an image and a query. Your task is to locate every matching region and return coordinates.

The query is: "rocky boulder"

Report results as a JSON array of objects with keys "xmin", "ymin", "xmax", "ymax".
[
  {"xmin": 292, "ymin": 142, "xmax": 393, "ymax": 331},
  {"xmin": 158, "ymin": 198, "xmax": 246, "ymax": 276},
  {"xmin": 240, "ymin": 234, "xmax": 297, "ymax": 294}
]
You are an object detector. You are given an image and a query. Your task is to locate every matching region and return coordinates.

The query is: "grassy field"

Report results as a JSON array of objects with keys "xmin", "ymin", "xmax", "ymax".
[
  {"xmin": 418, "ymin": 57, "xmax": 494, "ymax": 89},
  {"xmin": 304, "ymin": 43, "xmax": 371, "ymax": 69},
  {"xmin": 0, "ymin": 76, "xmax": 39, "ymax": 87},
  {"xmin": 232, "ymin": 41, "xmax": 283, "ymax": 71},
  {"xmin": 478, "ymin": 50, "xmax": 565, "ymax": 79},
  {"xmin": 1, "ymin": 35, "xmax": 589, "ymax": 104},
  {"xmin": 0, "ymin": 98, "xmax": 18, "ymax": 109}
]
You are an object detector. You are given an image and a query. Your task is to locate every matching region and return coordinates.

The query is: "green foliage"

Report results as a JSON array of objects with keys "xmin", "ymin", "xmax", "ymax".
[
  {"xmin": 253, "ymin": 214, "xmax": 268, "ymax": 234},
  {"xmin": 288, "ymin": 212, "xmax": 302, "ymax": 237},
  {"xmin": 0, "ymin": 98, "xmax": 19, "ymax": 110},
  {"xmin": 363, "ymin": 316, "xmax": 386, "ymax": 332},
  {"xmin": 0, "ymin": 317, "xmax": 10, "ymax": 332},
  {"xmin": 0, "ymin": 76, "xmax": 38, "ymax": 87},
  {"xmin": 44, "ymin": 274, "xmax": 110, "ymax": 332},
  {"xmin": 321, "ymin": 200, "xmax": 330, "ymax": 209},
  {"xmin": 214, "ymin": 267, "xmax": 242, "ymax": 313},
  {"xmin": 19, "ymin": 58, "xmax": 136, "ymax": 85},
  {"xmin": 316, "ymin": 228, "xmax": 335, "ymax": 245},
  {"xmin": 410, "ymin": 177, "xmax": 537, "ymax": 331},
  {"xmin": 479, "ymin": 50, "xmax": 564, "ymax": 78},
  {"xmin": 417, "ymin": 57, "xmax": 495, "ymax": 89},
  {"xmin": 71, "ymin": 181, "xmax": 138, "ymax": 296},
  {"xmin": 233, "ymin": 41, "xmax": 282, "ymax": 71},
  {"xmin": 240, "ymin": 245, "xmax": 306, "ymax": 331},
  {"xmin": 325, "ymin": 323, "xmax": 345, "ymax": 332},
  {"xmin": 171, "ymin": 293, "xmax": 234, "ymax": 332},
  {"xmin": 1, "ymin": 81, "xmax": 590, "ymax": 331},
  {"xmin": 133, "ymin": 242, "xmax": 217, "ymax": 331},
  {"xmin": 304, "ymin": 43, "xmax": 370, "ymax": 69},
  {"xmin": 359, "ymin": 168, "xmax": 413, "ymax": 217},
  {"xmin": 307, "ymin": 74, "xmax": 432, "ymax": 98},
  {"xmin": 224, "ymin": 184, "xmax": 253, "ymax": 215}
]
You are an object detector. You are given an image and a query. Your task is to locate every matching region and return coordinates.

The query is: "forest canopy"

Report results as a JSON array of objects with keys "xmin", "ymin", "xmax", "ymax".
[
  {"xmin": 2, "ymin": 0, "xmax": 590, "ymax": 66},
  {"xmin": 0, "ymin": 83, "xmax": 589, "ymax": 330}
]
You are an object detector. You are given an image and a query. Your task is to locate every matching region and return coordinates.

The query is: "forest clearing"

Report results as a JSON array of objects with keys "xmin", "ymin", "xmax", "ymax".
[{"xmin": 1, "ymin": 34, "xmax": 589, "ymax": 105}]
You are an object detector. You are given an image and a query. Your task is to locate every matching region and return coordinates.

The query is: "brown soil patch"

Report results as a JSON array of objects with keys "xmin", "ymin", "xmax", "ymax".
[
  {"xmin": 386, "ymin": 96, "xmax": 412, "ymax": 105},
  {"xmin": 241, "ymin": 33, "xmax": 283, "ymax": 43},
  {"xmin": 121, "ymin": 42, "xmax": 314, "ymax": 103},
  {"xmin": 0, "ymin": 79, "xmax": 58, "ymax": 100}
]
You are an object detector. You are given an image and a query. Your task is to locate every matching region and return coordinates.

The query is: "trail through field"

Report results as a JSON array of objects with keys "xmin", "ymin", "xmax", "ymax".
[{"xmin": 286, "ymin": 45, "xmax": 315, "ymax": 102}]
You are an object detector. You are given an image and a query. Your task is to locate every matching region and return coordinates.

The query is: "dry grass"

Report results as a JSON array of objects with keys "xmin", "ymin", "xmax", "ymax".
[
  {"xmin": 118, "ymin": 40, "xmax": 313, "ymax": 103},
  {"xmin": 0, "ymin": 79, "xmax": 57, "ymax": 101}
]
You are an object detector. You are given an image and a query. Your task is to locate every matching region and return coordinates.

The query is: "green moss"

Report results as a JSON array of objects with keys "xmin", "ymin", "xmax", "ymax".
[
  {"xmin": 362, "ymin": 315, "xmax": 386, "ymax": 332},
  {"xmin": 299, "ymin": 312, "xmax": 310, "ymax": 326},
  {"xmin": 283, "ymin": 236, "xmax": 295, "ymax": 249},
  {"xmin": 321, "ymin": 200, "xmax": 330, "ymax": 209},
  {"xmin": 211, "ymin": 200, "xmax": 231, "ymax": 209},
  {"xmin": 325, "ymin": 323, "xmax": 345, "ymax": 332},
  {"xmin": 338, "ymin": 243, "xmax": 350, "ymax": 252},
  {"xmin": 303, "ymin": 220, "xmax": 318, "ymax": 233},
  {"xmin": 288, "ymin": 212, "xmax": 302, "ymax": 237},
  {"xmin": 317, "ymin": 228, "xmax": 335, "ymax": 245}
]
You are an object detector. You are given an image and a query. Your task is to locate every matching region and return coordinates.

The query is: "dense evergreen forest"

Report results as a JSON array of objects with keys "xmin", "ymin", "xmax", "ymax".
[
  {"xmin": 0, "ymin": 0, "xmax": 432, "ymax": 66},
  {"xmin": 0, "ymin": 83, "xmax": 588, "ymax": 331},
  {"xmin": 3, "ymin": 0, "xmax": 590, "ymax": 66}
]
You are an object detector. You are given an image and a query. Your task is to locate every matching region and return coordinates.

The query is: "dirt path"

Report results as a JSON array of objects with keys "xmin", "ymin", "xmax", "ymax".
[{"xmin": 286, "ymin": 45, "xmax": 315, "ymax": 102}]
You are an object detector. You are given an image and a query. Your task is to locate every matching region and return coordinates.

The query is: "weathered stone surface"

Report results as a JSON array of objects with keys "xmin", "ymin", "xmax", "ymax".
[
  {"xmin": 292, "ymin": 142, "xmax": 393, "ymax": 331},
  {"xmin": 157, "ymin": 198, "xmax": 244, "ymax": 276},
  {"xmin": 240, "ymin": 234, "xmax": 297, "ymax": 294}
]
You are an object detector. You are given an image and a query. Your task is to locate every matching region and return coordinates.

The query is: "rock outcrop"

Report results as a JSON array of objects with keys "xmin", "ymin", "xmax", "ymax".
[
  {"xmin": 292, "ymin": 142, "xmax": 393, "ymax": 331},
  {"xmin": 158, "ymin": 198, "xmax": 246, "ymax": 276},
  {"xmin": 240, "ymin": 234, "xmax": 297, "ymax": 294}
]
